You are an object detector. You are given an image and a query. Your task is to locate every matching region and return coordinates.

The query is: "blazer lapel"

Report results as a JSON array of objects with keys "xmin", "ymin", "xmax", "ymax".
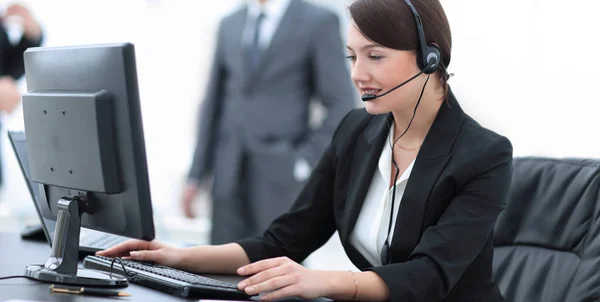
[
  {"xmin": 390, "ymin": 89, "xmax": 466, "ymax": 261},
  {"xmin": 340, "ymin": 114, "xmax": 392, "ymax": 242},
  {"xmin": 245, "ymin": 0, "xmax": 300, "ymax": 90}
]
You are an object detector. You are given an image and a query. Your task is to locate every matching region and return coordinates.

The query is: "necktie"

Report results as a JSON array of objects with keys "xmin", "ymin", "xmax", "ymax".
[{"xmin": 248, "ymin": 12, "xmax": 265, "ymax": 70}]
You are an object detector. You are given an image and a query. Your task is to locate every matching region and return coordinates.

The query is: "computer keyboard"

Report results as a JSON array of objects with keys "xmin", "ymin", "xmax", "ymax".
[{"xmin": 83, "ymin": 255, "xmax": 255, "ymax": 299}]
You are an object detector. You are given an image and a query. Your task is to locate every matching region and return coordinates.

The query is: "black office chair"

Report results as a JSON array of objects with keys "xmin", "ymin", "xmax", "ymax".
[{"xmin": 493, "ymin": 157, "xmax": 600, "ymax": 302}]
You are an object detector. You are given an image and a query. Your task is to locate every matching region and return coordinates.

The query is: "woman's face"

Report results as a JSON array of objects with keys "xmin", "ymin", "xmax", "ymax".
[{"xmin": 346, "ymin": 24, "xmax": 424, "ymax": 115}]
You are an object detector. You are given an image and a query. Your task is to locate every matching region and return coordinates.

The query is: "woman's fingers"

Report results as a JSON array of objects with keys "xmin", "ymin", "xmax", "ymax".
[
  {"xmin": 128, "ymin": 250, "xmax": 164, "ymax": 263},
  {"xmin": 237, "ymin": 257, "xmax": 289, "ymax": 276},
  {"xmin": 238, "ymin": 263, "xmax": 290, "ymax": 290},
  {"xmin": 244, "ymin": 274, "xmax": 296, "ymax": 296},
  {"xmin": 95, "ymin": 239, "xmax": 152, "ymax": 257}
]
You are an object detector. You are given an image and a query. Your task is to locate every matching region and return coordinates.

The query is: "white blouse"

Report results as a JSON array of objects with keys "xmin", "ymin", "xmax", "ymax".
[{"xmin": 349, "ymin": 123, "xmax": 415, "ymax": 267}]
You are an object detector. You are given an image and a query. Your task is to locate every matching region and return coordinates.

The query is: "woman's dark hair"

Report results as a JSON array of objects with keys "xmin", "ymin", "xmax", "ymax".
[{"xmin": 349, "ymin": 0, "xmax": 452, "ymax": 96}]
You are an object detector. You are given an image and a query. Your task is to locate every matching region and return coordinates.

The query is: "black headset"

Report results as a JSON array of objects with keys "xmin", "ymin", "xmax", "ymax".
[
  {"xmin": 379, "ymin": 0, "xmax": 440, "ymax": 266},
  {"xmin": 404, "ymin": 0, "xmax": 441, "ymax": 74}
]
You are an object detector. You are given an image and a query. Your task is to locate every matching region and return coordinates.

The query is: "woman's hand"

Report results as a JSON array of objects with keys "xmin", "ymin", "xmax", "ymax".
[
  {"xmin": 236, "ymin": 257, "xmax": 331, "ymax": 300},
  {"xmin": 96, "ymin": 239, "xmax": 184, "ymax": 268}
]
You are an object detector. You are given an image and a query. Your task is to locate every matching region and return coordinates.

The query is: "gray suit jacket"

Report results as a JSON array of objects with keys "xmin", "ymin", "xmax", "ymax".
[{"xmin": 189, "ymin": 0, "xmax": 356, "ymax": 201}]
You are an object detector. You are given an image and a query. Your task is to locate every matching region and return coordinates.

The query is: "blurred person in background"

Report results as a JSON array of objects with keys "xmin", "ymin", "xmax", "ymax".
[
  {"xmin": 0, "ymin": 3, "xmax": 43, "ymax": 186},
  {"xmin": 182, "ymin": 0, "xmax": 356, "ymax": 244}
]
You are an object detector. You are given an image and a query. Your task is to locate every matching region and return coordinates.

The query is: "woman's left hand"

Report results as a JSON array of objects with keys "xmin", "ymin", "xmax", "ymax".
[{"xmin": 237, "ymin": 257, "xmax": 330, "ymax": 300}]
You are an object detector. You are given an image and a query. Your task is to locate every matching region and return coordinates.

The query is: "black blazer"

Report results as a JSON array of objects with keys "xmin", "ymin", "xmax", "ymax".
[{"xmin": 237, "ymin": 89, "xmax": 513, "ymax": 302}]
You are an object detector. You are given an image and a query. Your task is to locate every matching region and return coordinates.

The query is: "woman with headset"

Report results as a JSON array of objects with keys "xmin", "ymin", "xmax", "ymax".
[{"xmin": 99, "ymin": 0, "xmax": 512, "ymax": 300}]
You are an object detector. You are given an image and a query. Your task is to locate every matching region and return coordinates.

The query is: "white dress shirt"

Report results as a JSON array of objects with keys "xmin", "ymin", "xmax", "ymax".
[
  {"xmin": 243, "ymin": 0, "xmax": 292, "ymax": 49},
  {"xmin": 350, "ymin": 123, "xmax": 416, "ymax": 267}
]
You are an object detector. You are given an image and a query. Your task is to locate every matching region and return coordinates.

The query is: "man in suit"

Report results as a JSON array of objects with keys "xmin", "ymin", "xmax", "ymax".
[
  {"xmin": 182, "ymin": 0, "xmax": 356, "ymax": 244},
  {"xmin": 0, "ymin": 4, "xmax": 43, "ymax": 186}
]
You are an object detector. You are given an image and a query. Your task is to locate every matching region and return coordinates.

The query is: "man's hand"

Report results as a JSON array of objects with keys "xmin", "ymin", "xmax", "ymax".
[
  {"xmin": 4, "ymin": 4, "xmax": 42, "ymax": 41},
  {"xmin": 0, "ymin": 76, "xmax": 21, "ymax": 113},
  {"xmin": 181, "ymin": 182, "xmax": 200, "ymax": 218}
]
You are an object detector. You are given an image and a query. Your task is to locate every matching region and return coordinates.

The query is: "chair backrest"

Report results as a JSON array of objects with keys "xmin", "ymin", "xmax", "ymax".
[{"xmin": 493, "ymin": 157, "xmax": 600, "ymax": 302}]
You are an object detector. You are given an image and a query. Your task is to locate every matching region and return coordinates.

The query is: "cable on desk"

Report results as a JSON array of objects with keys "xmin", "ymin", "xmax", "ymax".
[
  {"xmin": 0, "ymin": 275, "xmax": 40, "ymax": 281},
  {"xmin": 0, "ymin": 264, "xmax": 44, "ymax": 282},
  {"xmin": 109, "ymin": 257, "xmax": 137, "ymax": 281}
]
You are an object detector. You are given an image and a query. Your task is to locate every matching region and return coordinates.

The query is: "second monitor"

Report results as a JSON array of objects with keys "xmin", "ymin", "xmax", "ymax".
[{"xmin": 22, "ymin": 43, "xmax": 154, "ymax": 286}]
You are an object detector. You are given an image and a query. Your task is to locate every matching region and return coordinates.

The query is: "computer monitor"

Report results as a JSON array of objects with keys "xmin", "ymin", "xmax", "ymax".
[{"xmin": 21, "ymin": 43, "xmax": 154, "ymax": 287}]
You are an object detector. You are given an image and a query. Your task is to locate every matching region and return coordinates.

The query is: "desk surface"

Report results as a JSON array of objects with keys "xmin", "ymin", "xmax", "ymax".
[{"xmin": 0, "ymin": 232, "xmax": 329, "ymax": 301}]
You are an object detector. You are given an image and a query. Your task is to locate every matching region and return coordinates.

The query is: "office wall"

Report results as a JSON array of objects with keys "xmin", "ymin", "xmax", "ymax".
[
  {"xmin": 0, "ymin": 0, "xmax": 599, "ymax": 270},
  {"xmin": 445, "ymin": 0, "xmax": 600, "ymax": 159}
]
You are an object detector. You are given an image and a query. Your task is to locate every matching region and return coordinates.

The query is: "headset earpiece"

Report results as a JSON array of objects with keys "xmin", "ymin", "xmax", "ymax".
[
  {"xmin": 405, "ymin": 0, "xmax": 441, "ymax": 75},
  {"xmin": 420, "ymin": 43, "xmax": 441, "ymax": 74}
]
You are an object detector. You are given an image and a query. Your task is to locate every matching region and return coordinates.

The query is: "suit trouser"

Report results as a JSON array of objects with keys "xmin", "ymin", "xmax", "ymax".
[{"xmin": 210, "ymin": 153, "xmax": 303, "ymax": 245}]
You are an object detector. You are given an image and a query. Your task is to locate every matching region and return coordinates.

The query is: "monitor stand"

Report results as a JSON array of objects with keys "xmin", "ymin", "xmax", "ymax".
[{"xmin": 24, "ymin": 197, "xmax": 127, "ymax": 287}]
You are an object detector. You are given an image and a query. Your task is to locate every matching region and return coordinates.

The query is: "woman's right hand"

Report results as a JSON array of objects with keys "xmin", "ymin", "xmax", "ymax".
[{"xmin": 95, "ymin": 239, "xmax": 184, "ymax": 268}]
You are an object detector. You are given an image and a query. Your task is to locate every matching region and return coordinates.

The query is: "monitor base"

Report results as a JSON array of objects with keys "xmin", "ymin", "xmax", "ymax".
[
  {"xmin": 24, "ymin": 197, "xmax": 126, "ymax": 288},
  {"xmin": 25, "ymin": 264, "xmax": 127, "ymax": 287}
]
